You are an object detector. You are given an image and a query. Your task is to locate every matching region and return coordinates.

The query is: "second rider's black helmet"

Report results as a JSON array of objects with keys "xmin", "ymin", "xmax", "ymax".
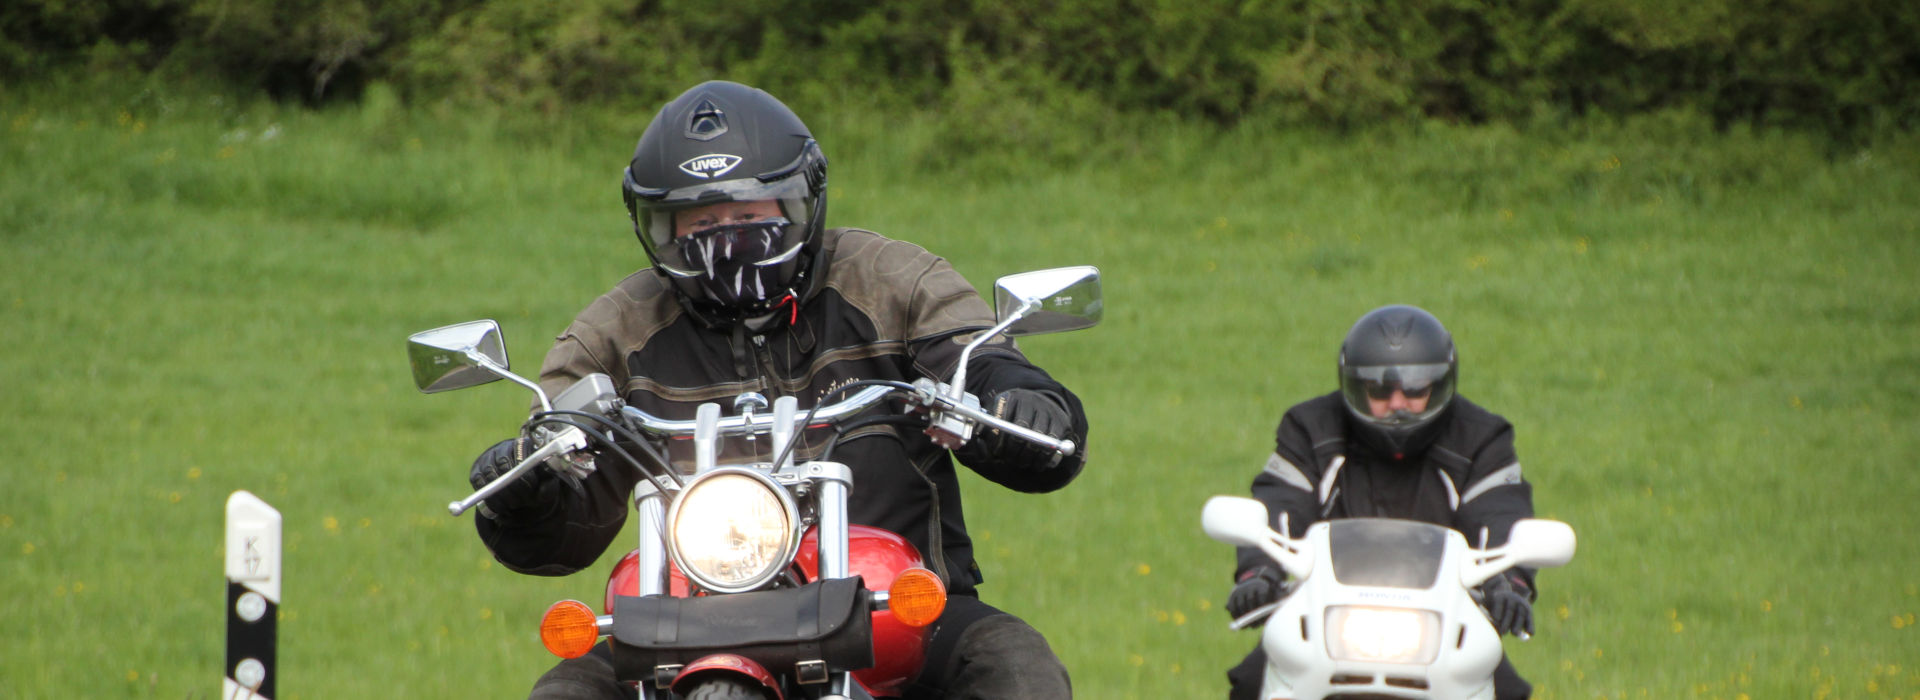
[
  {"xmin": 1338, "ymin": 305, "xmax": 1459, "ymax": 459},
  {"xmin": 622, "ymin": 81, "xmax": 828, "ymax": 325}
]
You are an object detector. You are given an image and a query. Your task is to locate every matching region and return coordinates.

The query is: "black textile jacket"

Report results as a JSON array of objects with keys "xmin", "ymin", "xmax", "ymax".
[
  {"xmin": 1235, "ymin": 392, "xmax": 1536, "ymax": 588},
  {"xmin": 476, "ymin": 228, "xmax": 1090, "ymax": 594}
]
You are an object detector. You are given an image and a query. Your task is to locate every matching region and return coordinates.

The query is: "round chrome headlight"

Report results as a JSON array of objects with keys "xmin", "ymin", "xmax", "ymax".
[{"xmin": 666, "ymin": 468, "xmax": 800, "ymax": 593}]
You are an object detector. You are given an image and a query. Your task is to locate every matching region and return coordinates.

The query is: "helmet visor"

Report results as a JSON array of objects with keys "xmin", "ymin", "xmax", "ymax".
[
  {"xmin": 1340, "ymin": 363, "xmax": 1456, "ymax": 426},
  {"xmin": 626, "ymin": 173, "xmax": 816, "ymax": 255}
]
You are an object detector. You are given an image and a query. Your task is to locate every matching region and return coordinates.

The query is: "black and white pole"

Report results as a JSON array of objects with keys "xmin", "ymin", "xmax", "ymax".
[{"xmin": 225, "ymin": 491, "xmax": 281, "ymax": 699}]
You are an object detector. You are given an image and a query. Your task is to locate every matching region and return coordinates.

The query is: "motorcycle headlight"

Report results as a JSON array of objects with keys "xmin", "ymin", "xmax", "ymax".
[
  {"xmin": 666, "ymin": 469, "xmax": 800, "ymax": 593},
  {"xmin": 1324, "ymin": 606, "xmax": 1442, "ymax": 664}
]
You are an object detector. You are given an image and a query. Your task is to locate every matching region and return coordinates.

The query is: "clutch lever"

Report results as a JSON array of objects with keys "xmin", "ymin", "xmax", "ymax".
[{"xmin": 447, "ymin": 426, "xmax": 588, "ymax": 516}]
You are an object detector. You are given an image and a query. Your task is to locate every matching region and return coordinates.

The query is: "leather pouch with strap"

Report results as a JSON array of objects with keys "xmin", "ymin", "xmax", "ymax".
[{"xmin": 608, "ymin": 577, "xmax": 876, "ymax": 682}]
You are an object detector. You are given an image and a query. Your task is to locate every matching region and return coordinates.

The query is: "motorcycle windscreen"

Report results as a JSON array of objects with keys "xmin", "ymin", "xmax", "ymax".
[{"xmin": 1326, "ymin": 519, "xmax": 1448, "ymax": 589}]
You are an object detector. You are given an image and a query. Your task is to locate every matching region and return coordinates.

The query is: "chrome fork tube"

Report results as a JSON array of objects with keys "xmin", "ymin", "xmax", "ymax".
[
  {"xmin": 629, "ymin": 482, "xmax": 670, "ymax": 700},
  {"xmin": 634, "ymin": 484, "xmax": 669, "ymax": 597},
  {"xmin": 807, "ymin": 462, "xmax": 856, "ymax": 698},
  {"xmin": 817, "ymin": 477, "xmax": 850, "ymax": 580},
  {"xmin": 805, "ymin": 462, "xmax": 855, "ymax": 580}
]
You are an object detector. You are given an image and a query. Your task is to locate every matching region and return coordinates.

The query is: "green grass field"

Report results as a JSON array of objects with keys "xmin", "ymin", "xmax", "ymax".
[{"xmin": 4, "ymin": 84, "xmax": 1918, "ymax": 698}]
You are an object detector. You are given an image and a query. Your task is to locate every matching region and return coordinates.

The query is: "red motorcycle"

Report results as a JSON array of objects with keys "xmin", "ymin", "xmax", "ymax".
[{"xmin": 409, "ymin": 266, "xmax": 1102, "ymax": 699}]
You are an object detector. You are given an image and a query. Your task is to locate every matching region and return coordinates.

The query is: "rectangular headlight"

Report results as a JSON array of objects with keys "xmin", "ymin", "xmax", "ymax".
[{"xmin": 1324, "ymin": 606, "xmax": 1441, "ymax": 664}]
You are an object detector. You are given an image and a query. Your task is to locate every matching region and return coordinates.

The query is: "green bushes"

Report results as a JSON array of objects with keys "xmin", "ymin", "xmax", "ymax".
[{"xmin": 5, "ymin": 0, "xmax": 1915, "ymax": 137}]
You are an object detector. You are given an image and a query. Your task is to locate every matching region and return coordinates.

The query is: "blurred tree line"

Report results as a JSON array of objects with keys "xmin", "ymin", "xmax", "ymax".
[{"xmin": 5, "ymin": 0, "xmax": 1915, "ymax": 138}]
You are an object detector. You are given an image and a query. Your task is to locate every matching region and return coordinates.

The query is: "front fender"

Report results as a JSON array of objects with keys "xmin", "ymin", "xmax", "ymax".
[{"xmin": 672, "ymin": 654, "xmax": 782, "ymax": 700}]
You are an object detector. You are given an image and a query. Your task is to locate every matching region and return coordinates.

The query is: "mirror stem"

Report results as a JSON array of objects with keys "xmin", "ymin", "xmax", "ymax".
[
  {"xmin": 947, "ymin": 299, "xmax": 1039, "ymax": 400},
  {"xmin": 469, "ymin": 349, "xmax": 552, "ymax": 412}
]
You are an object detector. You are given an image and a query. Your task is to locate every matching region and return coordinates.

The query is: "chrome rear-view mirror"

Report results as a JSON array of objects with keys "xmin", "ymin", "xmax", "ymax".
[
  {"xmin": 993, "ymin": 266, "xmax": 1102, "ymax": 337},
  {"xmin": 408, "ymin": 320, "xmax": 510, "ymax": 393}
]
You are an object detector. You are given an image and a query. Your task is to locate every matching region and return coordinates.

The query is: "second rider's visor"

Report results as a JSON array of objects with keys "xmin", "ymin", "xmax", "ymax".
[{"xmin": 1339, "ymin": 363, "xmax": 1456, "ymax": 426}]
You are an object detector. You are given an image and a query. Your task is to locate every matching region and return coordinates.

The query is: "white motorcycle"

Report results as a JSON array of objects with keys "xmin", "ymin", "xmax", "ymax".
[{"xmin": 1201, "ymin": 497, "xmax": 1575, "ymax": 700}]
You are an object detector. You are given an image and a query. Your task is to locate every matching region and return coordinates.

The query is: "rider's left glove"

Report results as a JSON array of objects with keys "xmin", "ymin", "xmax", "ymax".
[
  {"xmin": 469, "ymin": 437, "xmax": 564, "ymax": 522},
  {"xmin": 1226, "ymin": 565, "xmax": 1290, "ymax": 619},
  {"xmin": 982, "ymin": 388, "xmax": 1074, "ymax": 470},
  {"xmin": 1476, "ymin": 571, "xmax": 1535, "ymax": 637}
]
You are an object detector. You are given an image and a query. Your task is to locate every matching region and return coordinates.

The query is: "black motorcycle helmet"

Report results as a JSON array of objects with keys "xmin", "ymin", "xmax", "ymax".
[
  {"xmin": 621, "ymin": 81, "xmax": 829, "ymax": 325},
  {"xmin": 1337, "ymin": 305, "xmax": 1458, "ymax": 459}
]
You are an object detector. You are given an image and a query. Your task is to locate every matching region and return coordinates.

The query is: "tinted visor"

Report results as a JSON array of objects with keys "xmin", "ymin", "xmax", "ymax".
[
  {"xmin": 1340, "ymin": 362, "xmax": 1455, "ymax": 426},
  {"xmin": 625, "ymin": 172, "xmax": 815, "ymax": 262}
]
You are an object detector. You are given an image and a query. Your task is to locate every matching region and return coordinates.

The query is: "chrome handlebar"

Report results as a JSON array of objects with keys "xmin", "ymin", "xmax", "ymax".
[
  {"xmin": 618, "ymin": 385, "xmax": 898, "ymax": 439},
  {"xmin": 455, "ymin": 377, "xmax": 1075, "ymax": 519},
  {"xmin": 617, "ymin": 380, "xmax": 1074, "ymax": 457}
]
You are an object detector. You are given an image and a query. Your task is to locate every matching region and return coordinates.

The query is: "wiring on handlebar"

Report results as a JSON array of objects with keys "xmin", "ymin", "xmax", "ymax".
[
  {"xmin": 518, "ymin": 378, "xmax": 920, "ymax": 492},
  {"xmin": 768, "ymin": 379, "xmax": 921, "ymax": 471},
  {"xmin": 527, "ymin": 415, "xmax": 678, "ymax": 496},
  {"xmin": 526, "ymin": 409, "xmax": 686, "ymax": 493},
  {"xmin": 818, "ymin": 415, "xmax": 932, "ymax": 463}
]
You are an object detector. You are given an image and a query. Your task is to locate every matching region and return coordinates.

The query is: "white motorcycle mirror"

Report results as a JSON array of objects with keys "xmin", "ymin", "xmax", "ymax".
[
  {"xmin": 1200, "ymin": 496, "xmax": 1270, "ymax": 547},
  {"xmin": 1459, "ymin": 518, "xmax": 1577, "ymax": 588},
  {"xmin": 1201, "ymin": 496, "xmax": 1313, "ymax": 581},
  {"xmin": 407, "ymin": 319, "xmax": 552, "ymax": 412}
]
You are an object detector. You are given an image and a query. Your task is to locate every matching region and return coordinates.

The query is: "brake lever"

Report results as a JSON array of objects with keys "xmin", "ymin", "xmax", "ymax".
[
  {"xmin": 447, "ymin": 426, "xmax": 588, "ymax": 516},
  {"xmin": 1229, "ymin": 601, "xmax": 1280, "ymax": 631}
]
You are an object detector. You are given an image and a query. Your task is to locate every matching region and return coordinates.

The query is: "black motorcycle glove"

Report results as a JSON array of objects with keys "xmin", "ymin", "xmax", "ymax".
[
  {"xmin": 981, "ymin": 388, "xmax": 1074, "ymax": 470},
  {"xmin": 1226, "ymin": 565, "xmax": 1289, "ymax": 619},
  {"xmin": 468, "ymin": 437, "xmax": 562, "ymax": 522},
  {"xmin": 1476, "ymin": 571, "xmax": 1535, "ymax": 637}
]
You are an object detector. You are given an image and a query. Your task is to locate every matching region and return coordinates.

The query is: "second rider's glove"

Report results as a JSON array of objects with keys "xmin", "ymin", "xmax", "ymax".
[
  {"xmin": 1227, "ymin": 565, "xmax": 1290, "ymax": 619},
  {"xmin": 1476, "ymin": 571, "xmax": 1535, "ymax": 637},
  {"xmin": 469, "ymin": 437, "xmax": 563, "ymax": 522},
  {"xmin": 980, "ymin": 388, "xmax": 1074, "ymax": 470}
]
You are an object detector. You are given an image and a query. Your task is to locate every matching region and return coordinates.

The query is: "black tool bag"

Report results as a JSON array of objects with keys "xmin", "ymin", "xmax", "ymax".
[{"xmin": 609, "ymin": 576, "xmax": 875, "ymax": 682}]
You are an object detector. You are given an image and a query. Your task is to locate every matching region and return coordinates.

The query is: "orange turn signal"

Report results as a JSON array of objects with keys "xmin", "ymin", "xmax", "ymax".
[
  {"xmin": 887, "ymin": 567, "xmax": 947, "ymax": 628},
  {"xmin": 539, "ymin": 599, "xmax": 601, "ymax": 659}
]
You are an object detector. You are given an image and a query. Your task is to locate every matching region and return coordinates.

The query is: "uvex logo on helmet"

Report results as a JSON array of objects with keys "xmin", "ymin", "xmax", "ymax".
[{"xmin": 677, "ymin": 154, "xmax": 743, "ymax": 179}]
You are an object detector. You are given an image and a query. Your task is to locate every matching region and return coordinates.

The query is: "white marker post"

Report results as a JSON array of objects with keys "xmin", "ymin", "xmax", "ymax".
[{"xmin": 225, "ymin": 491, "xmax": 281, "ymax": 699}]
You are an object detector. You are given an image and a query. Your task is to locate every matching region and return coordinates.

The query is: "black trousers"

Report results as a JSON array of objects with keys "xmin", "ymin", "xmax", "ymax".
[
  {"xmin": 526, "ymin": 595, "xmax": 1070, "ymax": 699},
  {"xmin": 1227, "ymin": 646, "xmax": 1531, "ymax": 700}
]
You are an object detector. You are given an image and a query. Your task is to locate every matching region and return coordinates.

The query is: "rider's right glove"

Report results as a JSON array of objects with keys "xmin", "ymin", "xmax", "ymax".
[
  {"xmin": 1226, "ymin": 565, "xmax": 1289, "ymax": 619},
  {"xmin": 469, "ymin": 437, "xmax": 563, "ymax": 522},
  {"xmin": 1476, "ymin": 571, "xmax": 1535, "ymax": 637},
  {"xmin": 980, "ymin": 388, "xmax": 1074, "ymax": 470}
]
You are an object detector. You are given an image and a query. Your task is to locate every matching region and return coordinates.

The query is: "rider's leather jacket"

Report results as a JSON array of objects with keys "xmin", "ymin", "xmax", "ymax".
[
  {"xmin": 474, "ymin": 227, "xmax": 1090, "ymax": 594},
  {"xmin": 1235, "ymin": 392, "xmax": 1537, "ymax": 588}
]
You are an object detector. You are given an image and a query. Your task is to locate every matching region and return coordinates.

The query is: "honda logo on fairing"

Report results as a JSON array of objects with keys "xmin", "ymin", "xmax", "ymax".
[{"xmin": 678, "ymin": 154, "xmax": 743, "ymax": 179}]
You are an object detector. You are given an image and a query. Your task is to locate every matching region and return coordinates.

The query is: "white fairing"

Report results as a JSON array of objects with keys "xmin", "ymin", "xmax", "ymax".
[{"xmin": 1208, "ymin": 514, "xmax": 1575, "ymax": 700}]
